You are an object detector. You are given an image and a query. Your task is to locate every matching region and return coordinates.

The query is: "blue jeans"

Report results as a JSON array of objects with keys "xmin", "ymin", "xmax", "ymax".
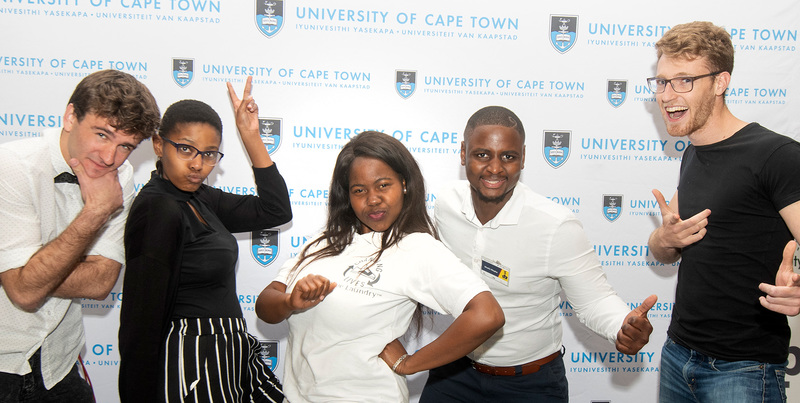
[
  {"xmin": 659, "ymin": 337, "xmax": 786, "ymax": 403},
  {"xmin": 420, "ymin": 355, "xmax": 568, "ymax": 403},
  {"xmin": 0, "ymin": 349, "xmax": 94, "ymax": 403}
]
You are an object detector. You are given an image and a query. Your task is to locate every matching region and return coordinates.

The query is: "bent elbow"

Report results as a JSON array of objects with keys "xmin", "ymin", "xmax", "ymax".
[
  {"xmin": 82, "ymin": 273, "xmax": 119, "ymax": 301},
  {"xmin": 7, "ymin": 291, "xmax": 46, "ymax": 313},
  {"xmin": 488, "ymin": 306, "xmax": 505, "ymax": 332},
  {"xmin": 255, "ymin": 304, "xmax": 281, "ymax": 324},
  {"xmin": 84, "ymin": 286, "xmax": 114, "ymax": 301},
  {"xmin": 472, "ymin": 305, "xmax": 505, "ymax": 339}
]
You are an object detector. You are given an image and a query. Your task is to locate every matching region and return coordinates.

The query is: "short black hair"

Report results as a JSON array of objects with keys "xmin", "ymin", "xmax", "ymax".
[
  {"xmin": 159, "ymin": 99, "xmax": 222, "ymax": 139},
  {"xmin": 464, "ymin": 106, "xmax": 525, "ymax": 143}
]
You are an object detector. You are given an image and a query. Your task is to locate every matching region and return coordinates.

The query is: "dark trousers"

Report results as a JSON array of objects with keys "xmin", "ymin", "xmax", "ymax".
[
  {"xmin": 0, "ymin": 349, "xmax": 94, "ymax": 403},
  {"xmin": 420, "ymin": 355, "xmax": 568, "ymax": 403}
]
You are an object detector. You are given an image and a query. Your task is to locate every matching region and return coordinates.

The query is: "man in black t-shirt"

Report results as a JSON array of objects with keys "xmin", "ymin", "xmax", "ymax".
[{"xmin": 647, "ymin": 21, "xmax": 800, "ymax": 402}]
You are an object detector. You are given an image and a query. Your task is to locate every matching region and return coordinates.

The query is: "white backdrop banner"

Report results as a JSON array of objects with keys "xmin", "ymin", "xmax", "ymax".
[{"xmin": 1, "ymin": 1, "xmax": 799, "ymax": 402}]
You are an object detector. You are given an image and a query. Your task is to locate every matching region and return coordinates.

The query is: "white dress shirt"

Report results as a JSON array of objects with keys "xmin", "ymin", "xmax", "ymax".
[
  {"xmin": 0, "ymin": 128, "xmax": 132, "ymax": 389},
  {"xmin": 435, "ymin": 181, "xmax": 629, "ymax": 366}
]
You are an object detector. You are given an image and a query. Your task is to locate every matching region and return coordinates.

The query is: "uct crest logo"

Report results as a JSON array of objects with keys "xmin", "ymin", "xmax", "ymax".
[
  {"xmin": 603, "ymin": 194, "xmax": 623, "ymax": 222},
  {"xmin": 396, "ymin": 70, "xmax": 416, "ymax": 99},
  {"xmin": 543, "ymin": 130, "xmax": 571, "ymax": 169},
  {"xmin": 550, "ymin": 15, "xmax": 578, "ymax": 53},
  {"xmin": 258, "ymin": 118, "xmax": 282, "ymax": 155},
  {"xmin": 256, "ymin": 0, "xmax": 284, "ymax": 38},
  {"xmin": 607, "ymin": 80, "xmax": 627, "ymax": 107},
  {"xmin": 258, "ymin": 340, "xmax": 279, "ymax": 372},
  {"xmin": 172, "ymin": 58, "xmax": 194, "ymax": 88},
  {"xmin": 251, "ymin": 229, "xmax": 279, "ymax": 266}
]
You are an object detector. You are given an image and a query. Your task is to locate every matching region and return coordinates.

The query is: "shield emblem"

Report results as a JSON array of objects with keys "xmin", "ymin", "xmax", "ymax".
[
  {"xmin": 259, "ymin": 118, "xmax": 282, "ymax": 155},
  {"xmin": 550, "ymin": 15, "xmax": 578, "ymax": 53},
  {"xmin": 258, "ymin": 340, "xmax": 279, "ymax": 372},
  {"xmin": 607, "ymin": 80, "xmax": 627, "ymax": 108},
  {"xmin": 251, "ymin": 229, "xmax": 279, "ymax": 266},
  {"xmin": 172, "ymin": 58, "xmax": 194, "ymax": 88},
  {"xmin": 543, "ymin": 131, "xmax": 571, "ymax": 169},
  {"xmin": 603, "ymin": 195, "xmax": 623, "ymax": 222},
  {"xmin": 396, "ymin": 70, "xmax": 416, "ymax": 99},
  {"xmin": 256, "ymin": 0, "xmax": 284, "ymax": 38}
]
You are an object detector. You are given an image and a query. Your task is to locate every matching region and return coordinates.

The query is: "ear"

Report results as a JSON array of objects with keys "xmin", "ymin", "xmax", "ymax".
[
  {"xmin": 714, "ymin": 71, "xmax": 731, "ymax": 97},
  {"xmin": 460, "ymin": 141, "xmax": 467, "ymax": 166},
  {"xmin": 520, "ymin": 144, "xmax": 526, "ymax": 170},
  {"xmin": 153, "ymin": 134, "xmax": 164, "ymax": 158},
  {"xmin": 63, "ymin": 104, "xmax": 76, "ymax": 132}
]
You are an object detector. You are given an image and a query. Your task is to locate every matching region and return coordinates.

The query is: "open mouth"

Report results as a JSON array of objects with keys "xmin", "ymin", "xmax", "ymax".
[
  {"xmin": 665, "ymin": 106, "xmax": 688, "ymax": 120},
  {"xmin": 481, "ymin": 177, "xmax": 506, "ymax": 189}
]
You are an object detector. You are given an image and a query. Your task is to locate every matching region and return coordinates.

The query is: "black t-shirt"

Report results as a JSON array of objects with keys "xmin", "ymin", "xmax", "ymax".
[{"xmin": 669, "ymin": 123, "xmax": 800, "ymax": 363}]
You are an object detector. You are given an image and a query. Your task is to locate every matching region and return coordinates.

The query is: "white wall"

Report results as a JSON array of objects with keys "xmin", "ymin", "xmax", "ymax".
[{"xmin": 1, "ymin": 1, "xmax": 799, "ymax": 401}]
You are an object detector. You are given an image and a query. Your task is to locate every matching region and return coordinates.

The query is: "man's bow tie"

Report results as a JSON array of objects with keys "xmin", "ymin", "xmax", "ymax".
[{"xmin": 54, "ymin": 172, "xmax": 79, "ymax": 184}]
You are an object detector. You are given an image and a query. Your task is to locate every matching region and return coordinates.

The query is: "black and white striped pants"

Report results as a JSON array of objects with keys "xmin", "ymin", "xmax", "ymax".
[{"xmin": 164, "ymin": 317, "xmax": 283, "ymax": 403}]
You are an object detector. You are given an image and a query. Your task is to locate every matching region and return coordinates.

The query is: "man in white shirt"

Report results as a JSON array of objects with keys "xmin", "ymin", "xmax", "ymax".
[
  {"xmin": 420, "ymin": 106, "xmax": 656, "ymax": 402},
  {"xmin": 0, "ymin": 70, "xmax": 160, "ymax": 401}
]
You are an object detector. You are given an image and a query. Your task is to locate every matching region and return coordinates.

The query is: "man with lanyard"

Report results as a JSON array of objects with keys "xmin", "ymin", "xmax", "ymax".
[{"xmin": 0, "ymin": 70, "xmax": 160, "ymax": 401}]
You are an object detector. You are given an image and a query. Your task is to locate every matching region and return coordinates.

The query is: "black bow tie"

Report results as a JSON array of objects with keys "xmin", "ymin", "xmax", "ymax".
[{"xmin": 54, "ymin": 172, "xmax": 79, "ymax": 184}]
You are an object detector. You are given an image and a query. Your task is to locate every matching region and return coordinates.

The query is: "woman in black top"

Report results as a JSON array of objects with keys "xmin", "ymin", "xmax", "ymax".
[{"xmin": 119, "ymin": 77, "xmax": 291, "ymax": 402}]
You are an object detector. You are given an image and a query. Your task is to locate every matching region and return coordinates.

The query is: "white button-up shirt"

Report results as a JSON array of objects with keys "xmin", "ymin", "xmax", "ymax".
[
  {"xmin": 435, "ymin": 181, "xmax": 629, "ymax": 366},
  {"xmin": 0, "ymin": 128, "xmax": 132, "ymax": 389}
]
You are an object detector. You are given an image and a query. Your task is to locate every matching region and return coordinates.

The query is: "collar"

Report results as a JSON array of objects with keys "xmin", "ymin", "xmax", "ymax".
[
  {"xmin": 49, "ymin": 128, "xmax": 72, "ymax": 177},
  {"xmin": 140, "ymin": 170, "xmax": 197, "ymax": 202},
  {"xmin": 459, "ymin": 182, "xmax": 526, "ymax": 229},
  {"xmin": 353, "ymin": 229, "xmax": 387, "ymax": 247}
]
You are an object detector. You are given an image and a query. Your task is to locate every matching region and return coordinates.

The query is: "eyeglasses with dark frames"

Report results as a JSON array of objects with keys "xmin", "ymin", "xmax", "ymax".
[
  {"xmin": 646, "ymin": 71, "xmax": 723, "ymax": 94},
  {"xmin": 161, "ymin": 136, "xmax": 224, "ymax": 166}
]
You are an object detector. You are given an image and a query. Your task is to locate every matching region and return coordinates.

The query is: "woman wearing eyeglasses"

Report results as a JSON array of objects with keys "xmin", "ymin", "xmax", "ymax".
[{"xmin": 118, "ymin": 77, "xmax": 291, "ymax": 403}]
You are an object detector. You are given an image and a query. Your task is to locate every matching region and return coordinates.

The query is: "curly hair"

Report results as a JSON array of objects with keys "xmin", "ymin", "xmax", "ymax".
[
  {"xmin": 68, "ymin": 69, "xmax": 160, "ymax": 140},
  {"xmin": 655, "ymin": 21, "xmax": 734, "ymax": 75}
]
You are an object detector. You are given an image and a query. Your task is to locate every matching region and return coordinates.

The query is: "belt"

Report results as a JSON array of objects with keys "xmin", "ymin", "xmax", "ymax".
[{"xmin": 472, "ymin": 351, "xmax": 560, "ymax": 376}]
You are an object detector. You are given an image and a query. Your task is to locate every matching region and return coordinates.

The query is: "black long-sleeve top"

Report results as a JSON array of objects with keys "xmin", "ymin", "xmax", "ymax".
[{"xmin": 118, "ymin": 164, "xmax": 292, "ymax": 402}]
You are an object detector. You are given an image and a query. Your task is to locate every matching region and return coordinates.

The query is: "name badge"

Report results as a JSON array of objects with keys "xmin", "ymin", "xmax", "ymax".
[{"xmin": 481, "ymin": 258, "xmax": 510, "ymax": 287}]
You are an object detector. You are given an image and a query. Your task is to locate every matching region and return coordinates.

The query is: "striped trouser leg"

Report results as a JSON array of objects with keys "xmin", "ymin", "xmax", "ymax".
[
  {"xmin": 164, "ymin": 317, "xmax": 284, "ymax": 403},
  {"xmin": 242, "ymin": 332, "xmax": 283, "ymax": 403}
]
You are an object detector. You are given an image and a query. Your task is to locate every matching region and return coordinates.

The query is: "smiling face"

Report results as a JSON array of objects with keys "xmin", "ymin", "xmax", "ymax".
[
  {"xmin": 348, "ymin": 156, "xmax": 405, "ymax": 234},
  {"xmin": 655, "ymin": 55, "xmax": 722, "ymax": 141},
  {"xmin": 462, "ymin": 124, "xmax": 525, "ymax": 214},
  {"xmin": 154, "ymin": 122, "xmax": 221, "ymax": 192},
  {"xmin": 61, "ymin": 105, "xmax": 141, "ymax": 178}
]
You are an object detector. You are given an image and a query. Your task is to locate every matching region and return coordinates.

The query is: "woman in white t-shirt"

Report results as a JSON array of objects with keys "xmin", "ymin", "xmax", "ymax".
[{"xmin": 256, "ymin": 131, "xmax": 504, "ymax": 402}]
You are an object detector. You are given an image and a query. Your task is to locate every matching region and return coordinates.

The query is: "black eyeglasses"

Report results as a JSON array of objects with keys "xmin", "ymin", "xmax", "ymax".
[
  {"xmin": 161, "ymin": 137, "xmax": 224, "ymax": 166},
  {"xmin": 646, "ymin": 71, "xmax": 723, "ymax": 94}
]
